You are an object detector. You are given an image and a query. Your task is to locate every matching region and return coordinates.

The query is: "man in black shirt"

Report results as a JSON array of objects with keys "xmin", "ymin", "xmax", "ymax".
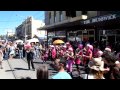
[
  {"xmin": 17, "ymin": 42, "xmax": 24, "ymax": 59},
  {"xmin": 26, "ymin": 47, "xmax": 35, "ymax": 71}
]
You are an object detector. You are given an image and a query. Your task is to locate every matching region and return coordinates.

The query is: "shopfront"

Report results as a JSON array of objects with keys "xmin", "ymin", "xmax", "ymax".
[
  {"xmin": 48, "ymin": 31, "xmax": 66, "ymax": 45},
  {"xmin": 81, "ymin": 12, "xmax": 120, "ymax": 44},
  {"xmin": 41, "ymin": 12, "xmax": 120, "ymax": 47},
  {"xmin": 67, "ymin": 29, "xmax": 95, "ymax": 44},
  {"xmin": 48, "ymin": 31, "xmax": 55, "ymax": 45},
  {"xmin": 99, "ymin": 29, "xmax": 120, "ymax": 45}
]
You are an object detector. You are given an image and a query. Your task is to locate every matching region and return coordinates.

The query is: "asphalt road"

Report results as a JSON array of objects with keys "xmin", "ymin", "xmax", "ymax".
[
  {"xmin": 2, "ymin": 53, "xmax": 87, "ymax": 79},
  {"xmin": 32, "ymin": 58, "xmax": 86, "ymax": 79}
]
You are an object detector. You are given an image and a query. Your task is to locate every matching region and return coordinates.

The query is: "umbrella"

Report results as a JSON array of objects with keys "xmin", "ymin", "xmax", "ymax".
[
  {"xmin": 53, "ymin": 39, "xmax": 64, "ymax": 45},
  {"xmin": 29, "ymin": 38, "xmax": 39, "ymax": 43},
  {"xmin": 15, "ymin": 40, "xmax": 23, "ymax": 43}
]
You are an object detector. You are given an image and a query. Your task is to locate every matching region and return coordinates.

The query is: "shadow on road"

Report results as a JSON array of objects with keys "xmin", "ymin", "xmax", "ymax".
[
  {"xmin": 14, "ymin": 68, "xmax": 29, "ymax": 70},
  {"xmin": 33, "ymin": 62, "xmax": 43, "ymax": 64},
  {"xmin": 5, "ymin": 70, "xmax": 15, "ymax": 72}
]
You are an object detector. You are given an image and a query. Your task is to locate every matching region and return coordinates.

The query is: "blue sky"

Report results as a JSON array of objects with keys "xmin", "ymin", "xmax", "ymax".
[{"xmin": 0, "ymin": 11, "xmax": 44, "ymax": 35}]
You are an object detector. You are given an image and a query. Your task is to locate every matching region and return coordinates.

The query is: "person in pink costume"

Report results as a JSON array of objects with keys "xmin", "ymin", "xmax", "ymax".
[
  {"xmin": 82, "ymin": 44, "xmax": 93, "ymax": 67},
  {"xmin": 75, "ymin": 44, "xmax": 84, "ymax": 74},
  {"xmin": 51, "ymin": 45, "xmax": 57, "ymax": 62},
  {"xmin": 66, "ymin": 42, "xmax": 73, "ymax": 50},
  {"xmin": 59, "ymin": 45, "xmax": 67, "ymax": 62},
  {"xmin": 43, "ymin": 50, "xmax": 49, "ymax": 63},
  {"xmin": 66, "ymin": 48, "xmax": 75, "ymax": 73},
  {"xmin": 93, "ymin": 45, "xmax": 99, "ymax": 58},
  {"xmin": 75, "ymin": 44, "xmax": 83, "ymax": 65}
]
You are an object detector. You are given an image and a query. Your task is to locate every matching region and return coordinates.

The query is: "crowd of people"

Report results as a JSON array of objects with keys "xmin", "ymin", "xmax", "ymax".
[
  {"xmin": 0, "ymin": 40, "xmax": 43, "ymax": 70},
  {"xmin": 37, "ymin": 40, "xmax": 120, "ymax": 79},
  {"xmin": 0, "ymin": 39, "xmax": 120, "ymax": 79}
]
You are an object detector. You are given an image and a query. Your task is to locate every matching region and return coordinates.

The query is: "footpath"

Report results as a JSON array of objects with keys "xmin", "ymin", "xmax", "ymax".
[{"xmin": 0, "ymin": 60, "xmax": 15, "ymax": 79}]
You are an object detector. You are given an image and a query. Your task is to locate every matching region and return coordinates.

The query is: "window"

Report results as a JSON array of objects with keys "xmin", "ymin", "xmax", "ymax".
[
  {"xmin": 28, "ymin": 25, "xmax": 31, "ymax": 34},
  {"xmin": 59, "ymin": 11, "xmax": 63, "ymax": 21},
  {"xmin": 69, "ymin": 33, "xmax": 75, "ymax": 37},
  {"xmin": 76, "ymin": 31, "xmax": 82, "ymax": 36},
  {"xmin": 116, "ymin": 30, "xmax": 120, "ymax": 34},
  {"xmin": 54, "ymin": 11, "xmax": 57, "ymax": 23},
  {"xmin": 66, "ymin": 11, "xmax": 76, "ymax": 17},
  {"xmin": 89, "ymin": 31, "xmax": 94, "ymax": 35},
  {"xmin": 82, "ymin": 11, "xmax": 87, "ymax": 15},
  {"xmin": 49, "ymin": 12, "xmax": 51, "ymax": 24}
]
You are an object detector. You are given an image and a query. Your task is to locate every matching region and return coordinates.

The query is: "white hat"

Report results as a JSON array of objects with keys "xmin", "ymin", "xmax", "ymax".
[
  {"xmin": 86, "ymin": 44, "xmax": 93, "ymax": 51},
  {"xmin": 115, "ymin": 61, "xmax": 120, "ymax": 64},
  {"xmin": 105, "ymin": 48, "xmax": 111, "ymax": 52},
  {"xmin": 66, "ymin": 42, "xmax": 70, "ymax": 45},
  {"xmin": 88, "ymin": 57, "xmax": 104, "ymax": 71},
  {"xmin": 66, "ymin": 51, "xmax": 69, "ymax": 53},
  {"xmin": 68, "ymin": 48, "xmax": 73, "ymax": 51},
  {"xmin": 63, "ymin": 45, "xmax": 67, "ymax": 48},
  {"xmin": 97, "ymin": 51, "xmax": 103, "ymax": 57},
  {"xmin": 51, "ymin": 45, "xmax": 54, "ymax": 48}
]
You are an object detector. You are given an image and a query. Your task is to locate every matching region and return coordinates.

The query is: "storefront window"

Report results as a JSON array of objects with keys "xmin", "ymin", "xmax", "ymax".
[
  {"xmin": 99, "ymin": 30, "xmax": 103, "ymax": 35},
  {"xmin": 116, "ymin": 30, "xmax": 120, "ymax": 34},
  {"xmin": 55, "ymin": 31, "xmax": 66, "ymax": 36},
  {"xmin": 59, "ymin": 11, "xmax": 63, "ymax": 21},
  {"xmin": 83, "ymin": 31, "xmax": 88, "ymax": 35},
  {"xmin": 54, "ymin": 11, "xmax": 56, "ymax": 23},
  {"xmin": 76, "ymin": 31, "xmax": 82, "ymax": 36},
  {"xmin": 106, "ymin": 30, "xmax": 116, "ymax": 35},
  {"xmin": 116, "ymin": 36, "xmax": 120, "ymax": 42},
  {"xmin": 89, "ymin": 31, "xmax": 94, "ymax": 35},
  {"xmin": 49, "ymin": 12, "xmax": 51, "ymax": 24},
  {"xmin": 69, "ymin": 33, "xmax": 75, "ymax": 37}
]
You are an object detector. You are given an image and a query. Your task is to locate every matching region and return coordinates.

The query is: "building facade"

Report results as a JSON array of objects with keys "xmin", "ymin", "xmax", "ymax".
[
  {"xmin": 40, "ymin": 11, "xmax": 120, "ymax": 46},
  {"xmin": 41, "ymin": 11, "xmax": 97, "ymax": 45},
  {"xmin": 15, "ymin": 17, "xmax": 46, "ymax": 42},
  {"xmin": 7, "ymin": 30, "xmax": 15, "ymax": 41}
]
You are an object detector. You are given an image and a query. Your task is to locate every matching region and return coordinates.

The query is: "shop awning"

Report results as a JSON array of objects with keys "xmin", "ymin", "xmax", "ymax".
[
  {"xmin": 38, "ymin": 17, "xmax": 84, "ymax": 31},
  {"xmin": 39, "ymin": 12, "xmax": 120, "ymax": 31}
]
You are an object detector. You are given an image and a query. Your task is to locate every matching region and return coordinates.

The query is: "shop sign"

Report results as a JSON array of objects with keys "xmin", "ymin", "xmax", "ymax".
[{"xmin": 83, "ymin": 14, "xmax": 117, "ymax": 24}]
